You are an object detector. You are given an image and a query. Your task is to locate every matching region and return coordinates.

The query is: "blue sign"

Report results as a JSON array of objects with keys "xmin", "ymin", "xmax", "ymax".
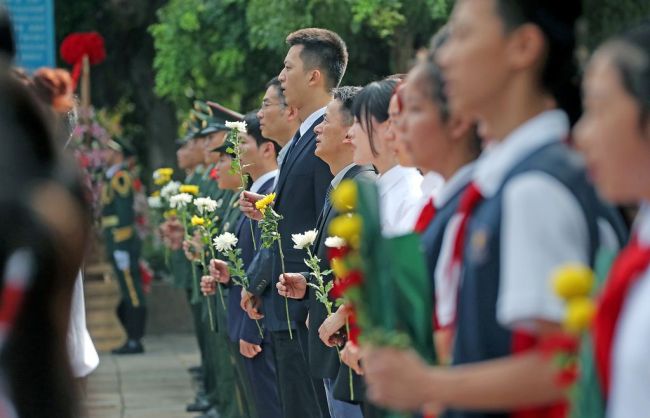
[{"xmin": 4, "ymin": 0, "xmax": 55, "ymax": 72}]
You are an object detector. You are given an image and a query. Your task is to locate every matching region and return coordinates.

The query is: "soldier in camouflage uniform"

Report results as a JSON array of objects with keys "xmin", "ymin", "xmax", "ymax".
[{"xmin": 101, "ymin": 139, "xmax": 146, "ymax": 355}]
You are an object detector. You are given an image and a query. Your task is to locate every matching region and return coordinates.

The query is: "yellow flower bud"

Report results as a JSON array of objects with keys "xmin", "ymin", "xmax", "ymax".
[
  {"xmin": 331, "ymin": 179, "xmax": 357, "ymax": 213},
  {"xmin": 163, "ymin": 209, "xmax": 177, "ymax": 219},
  {"xmin": 191, "ymin": 216, "xmax": 205, "ymax": 226},
  {"xmin": 179, "ymin": 185, "xmax": 200, "ymax": 195},
  {"xmin": 564, "ymin": 297, "xmax": 596, "ymax": 333},
  {"xmin": 331, "ymin": 258, "xmax": 348, "ymax": 279},
  {"xmin": 328, "ymin": 214, "xmax": 362, "ymax": 243},
  {"xmin": 553, "ymin": 264, "xmax": 595, "ymax": 301},
  {"xmin": 151, "ymin": 191, "xmax": 161, "ymax": 197},
  {"xmin": 158, "ymin": 168, "xmax": 174, "ymax": 177}
]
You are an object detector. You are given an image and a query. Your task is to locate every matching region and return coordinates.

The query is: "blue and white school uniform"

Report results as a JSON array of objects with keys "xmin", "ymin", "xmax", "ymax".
[{"xmin": 434, "ymin": 110, "xmax": 625, "ymax": 418}]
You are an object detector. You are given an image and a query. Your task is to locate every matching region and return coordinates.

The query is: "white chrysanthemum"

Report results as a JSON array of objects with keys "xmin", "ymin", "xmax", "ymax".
[
  {"xmin": 213, "ymin": 232, "xmax": 239, "ymax": 253},
  {"xmin": 324, "ymin": 236, "xmax": 346, "ymax": 249},
  {"xmin": 148, "ymin": 196, "xmax": 162, "ymax": 209},
  {"xmin": 160, "ymin": 181, "xmax": 181, "ymax": 199},
  {"xmin": 194, "ymin": 197, "xmax": 218, "ymax": 215},
  {"xmin": 225, "ymin": 120, "xmax": 247, "ymax": 134},
  {"xmin": 292, "ymin": 229, "xmax": 318, "ymax": 250},
  {"xmin": 169, "ymin": 193, "xmax": 193, "ymax": 209}
]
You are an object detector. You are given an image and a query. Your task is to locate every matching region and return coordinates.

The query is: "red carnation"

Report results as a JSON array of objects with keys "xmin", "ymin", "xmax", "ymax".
[
  {"xmin": 331, "ymin": 270, "xmax": 363, "ymax": 299},
  {"xmin": 539, "ymin": 333, "xmax": 580, "ymax": 358},
  {"xmin": 327, "ymin": 245, "xmax": 350, "ymax": 260},
  {"xmin": 209, "ymin": 167, "xmax": 219, "ymax": 181}
]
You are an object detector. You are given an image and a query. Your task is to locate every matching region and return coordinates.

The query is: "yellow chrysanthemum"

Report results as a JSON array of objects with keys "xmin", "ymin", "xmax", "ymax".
[
  {"xmin": 328, "ymin": 214, "xmax": 362, "ymax": 243},
  {"xmin": 331, "ymin": 258, "xmax": 348, "ymax": 279},
  {"xmin": 163, "ymin": 209, "xmax": 177, "ymax": 219},
  {"xmin": 151, "ymin": 190, "xmax": 160, "ymax": 197},
  {"xmin": 191, "ymin": 216, "xmax": 205, "ymax": 226},
  {"xmin": 553, "ymin": 264, "xmax": 595, "ymax": 301},
  {"xmin": 158, "ymin": 168, "xmax": 174, "ymax": 177},
  {"xmin": 255, "ymin": 193, "xmax": 276, "ymax": 215},
  {"xmin": 331, "ymin": 179, "xmax": 357, "ymax": 213},
  {"xmin": 154, "ymin": 175, "xmax": 171, "ymax": 186},
  {"xmin": 564, "ymin": 297, "xmax": 596, "ymax": 333},
  {"xmin": 179, "ymin": 184, "xmax": 200, "ymax": 195}
]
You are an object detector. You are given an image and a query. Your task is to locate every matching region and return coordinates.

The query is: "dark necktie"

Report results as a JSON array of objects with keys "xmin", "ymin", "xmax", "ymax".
[{"xmin": 282, "ymin": 130, "xmax": 302, "ymax": 166}]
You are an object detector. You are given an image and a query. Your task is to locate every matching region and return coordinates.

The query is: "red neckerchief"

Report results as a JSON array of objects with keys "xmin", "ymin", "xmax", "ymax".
[
  {"xmin": 593, "ymin": 236, "xmax": 650, "ymax": 398},
  {"xmin": 414, "ymin": 197, "xmax": 436, "ymax": 234}
]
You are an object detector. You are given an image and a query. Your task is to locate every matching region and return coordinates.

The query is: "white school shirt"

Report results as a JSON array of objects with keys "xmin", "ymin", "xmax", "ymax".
[
  {"xmin": 435, "ymin": 110, "xmax": 619, "ymax": 331},
  {"xmin": 608, "ymin": 203, "xmax": 650, "ymax": 418},
  {"xmin": 418, "ymin": 171, "xmax": 445, "ymax": 207},
  {"xmin": 377, "ymin": 165, "xmax": 423, "ymax": 237}
]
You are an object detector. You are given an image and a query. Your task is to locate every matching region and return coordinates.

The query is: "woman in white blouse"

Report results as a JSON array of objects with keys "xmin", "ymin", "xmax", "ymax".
[{"xmin": 348, "ymin": 78, "xmax": 423, "ymax": 237}]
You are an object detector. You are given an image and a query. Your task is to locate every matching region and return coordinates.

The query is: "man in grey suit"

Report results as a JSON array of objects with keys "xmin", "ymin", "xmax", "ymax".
[{"xmin": 277, "ymin": 87, "xmax": 375, "ymax": 418}]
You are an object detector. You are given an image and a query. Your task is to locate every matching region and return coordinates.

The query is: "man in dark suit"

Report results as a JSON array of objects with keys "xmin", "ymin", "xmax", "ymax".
[
  {"xmin": 206, "ymin": 112, "xmax": 284, "ymax": 418},
  {"xmin": 239, "ymin": 28, "xmax": 349, "ymax": 418},
  {"xmin": 277, "ymin": 87, "xmax": 376, "ymax": 418}
]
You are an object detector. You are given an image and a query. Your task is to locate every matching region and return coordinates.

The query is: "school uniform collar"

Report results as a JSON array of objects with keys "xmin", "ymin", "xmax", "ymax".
[
  {"xmin": 421, "ymin": 171, "xmax": 445, "ymax": 198},
  {"xmin": 378, "ymin": 165, "xmax": 421, "ymax": 198},
  {"xmin": 473, "ymin": 109, "xmax": 570, "ymax": 198},
  {"xmin": 635, "ymin": 202, "xmax": 650, "ymax": 246},
  {"xmin": 435, "ymin": 162, "xmax": 475, "ymax": 209},
  {"xmin": 299, "ymin": 107, "xmax": 326, "ymax": 138},
  {"xmin": 331, "ymin": 163, "xmax": 357, "ymax": 189},
  {"xmin": 250, "ymin": 169, "xmax": 278, "ymax": 194}
]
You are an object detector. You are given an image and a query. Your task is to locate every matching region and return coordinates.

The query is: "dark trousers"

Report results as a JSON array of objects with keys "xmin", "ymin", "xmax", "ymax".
[
  {"xmin": 271, "ymin": 325, "xmax": 331, "ymax": 418},
  {"xmin": 241, "ymin": 331, "xmax": 283, "ymax": 418}
]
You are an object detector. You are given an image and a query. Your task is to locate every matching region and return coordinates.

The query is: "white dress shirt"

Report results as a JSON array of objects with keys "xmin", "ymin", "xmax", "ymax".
[
  {"xmin": 250, "ymin": 169, "xmax": 278, "ymax": 194},
  {"xmin": 608, "ymin": 203, "xmax": 650, "ymax": 418},
  {"xmin": 331, "ymin": 163, "xmax": 356, "ymax": 189},
  {"xmin": 299, "ymin": 107, "xmax": 326, "ymax": 138},
  {"xmin": 435, "ymin": 110, "xmax": 620, "ymax": 331},
  {"xmin": 377, "ymin": 165, "xmax": 422, "ymax": 237}
]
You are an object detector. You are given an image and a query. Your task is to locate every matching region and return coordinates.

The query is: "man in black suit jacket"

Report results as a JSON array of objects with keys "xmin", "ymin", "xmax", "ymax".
[
  {"xmin": 277, "ymin": 87, "xmax": 375, "ymax": 418},
  {"xmin": 239, "ymin": 28, "xmax": 349, "ymax": 418}
]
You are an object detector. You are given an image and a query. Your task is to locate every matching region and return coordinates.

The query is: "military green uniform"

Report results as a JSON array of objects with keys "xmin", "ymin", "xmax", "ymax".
[{"xmin": 101, "ymin": 164, "xmax": 146, "ymax": 345}]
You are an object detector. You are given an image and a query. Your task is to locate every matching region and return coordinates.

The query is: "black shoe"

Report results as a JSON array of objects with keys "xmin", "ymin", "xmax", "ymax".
[
  {"xmin": 194, "ymin": 407, "xmax": 219, "ymax": 418},
  {"xmin": 111, "ymin": 340, "xmax": 144, "ymax": 355},
  {"xmin": 186, "ymin": 397, "xmax": 211, "ymax": 413},
  {"xmin": 188, "ymin": 365, "xmax": 202, "ymax": 375}
]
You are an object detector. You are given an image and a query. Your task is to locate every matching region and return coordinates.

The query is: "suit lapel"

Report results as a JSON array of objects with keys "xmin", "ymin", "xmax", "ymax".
[
  {"xmin": 275, "ymin": 116, "xmax": 324, "ymax": 200},
  {"xmin": 312, "ymin": 165, "xmax": 375, "ymax": 251}
]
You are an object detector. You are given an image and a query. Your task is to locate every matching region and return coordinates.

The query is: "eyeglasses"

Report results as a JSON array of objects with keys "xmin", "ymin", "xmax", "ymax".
[{"xmin": 261, "ymin": 100, "xmax": 285, "ymax": 110}]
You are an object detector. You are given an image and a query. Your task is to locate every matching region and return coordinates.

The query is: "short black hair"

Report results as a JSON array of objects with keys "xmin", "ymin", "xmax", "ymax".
[
  {"xmin": 286, "ymin": 28, "xmax": 348, "ymax": 90},
  {"xmin": 265, "ymin": 76, "xmax": 287, "ymax": 107},
  {"xmin": 495, "ymin": 0, "xmax": 582, "ymax": 125},
  {"xmin": 243, "ymin": 111, "xmax": 281, "ymax": 156},
  {"xmin": 352, "ymin": 78, "xmax": 398, "ymax": 157},
  {"xmin": 332, "ymin": 86, "xmax": 362, "ymax": 126}
]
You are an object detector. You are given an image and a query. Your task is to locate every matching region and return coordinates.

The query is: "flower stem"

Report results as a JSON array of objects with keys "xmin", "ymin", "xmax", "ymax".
[
  {"xmin": 346, "ymin": 317, "xmax": 354, "ymax": 401},
  {"xmin": 255, "ymin": 319, "xmax": 264, "ymax": 338},
  {"xmin": 201, "ymin": 253, "xmax": 216, "ymax": 332},
  {"xmin": 277, "ymin": 237, "xmax": 292, "ymax": 340}
]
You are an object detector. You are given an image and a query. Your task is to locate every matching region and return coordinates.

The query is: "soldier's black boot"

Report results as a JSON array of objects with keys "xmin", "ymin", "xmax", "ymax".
[{"xmin": 111, "ymin": 339, "xmax": 144, "ymax": 354}]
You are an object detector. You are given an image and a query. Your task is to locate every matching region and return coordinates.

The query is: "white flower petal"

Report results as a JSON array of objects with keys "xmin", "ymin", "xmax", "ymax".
[{"xmin": 324, "ymin": 236, "xmax": 346, "ymax": 248}]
